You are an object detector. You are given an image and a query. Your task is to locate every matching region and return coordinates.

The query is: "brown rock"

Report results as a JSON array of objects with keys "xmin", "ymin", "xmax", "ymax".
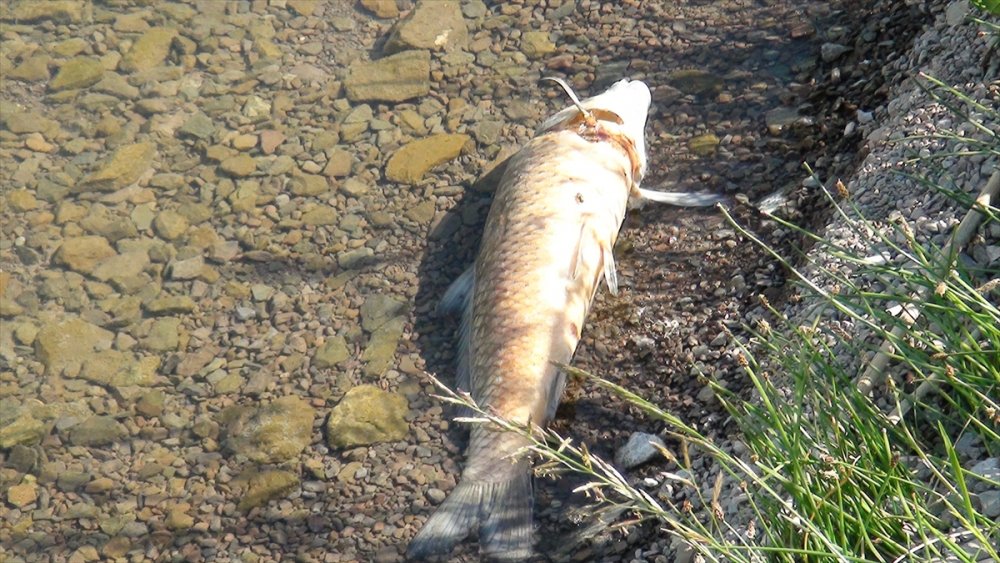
[{"xmin": 385, "ymin": 134, "xmax": 470, "ymax": 184}]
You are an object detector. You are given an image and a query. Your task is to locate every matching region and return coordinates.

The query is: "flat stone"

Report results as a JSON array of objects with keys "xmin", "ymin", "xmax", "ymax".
[
  {"xmin": 54, "ymin": 236, "xmax": 117, "ymax": 274},
  {"xmin": 8, "ymin": 54, "xmax": 51, "ymax": 82},
  {"xmin": 123, "ymin": 27, "xmax": 178, "ymax": 72},
  {"xmin": 259, "ymin": 130, "xmax": 285, "ymax": 154},
  {"xmin": 385, "ymin": 133, "xmax": 470, "ymax": 184},
  {"xmin": 224, "ymin": 396, "xmax": 316, "ymax": 464},
  {"xmin": 286, "ymin": 0, "xmax": 319, "ymax": 16},
  {"xmin": 313, "ymin": 335, "xmax": 350, "ymax": 369},
  {"xmin": 7, "ymin": 189, "xmax": 38, "ymax": 211},
  {"xmin": 92, "ymin": 251, "xmax": 149, "ymax": 283},
  {"xmin": 384, "ymin": 0, "xmax": 467, "ymax": 54},
  {"xmin": 7, "ymin": 479, "xmax": 39, "ymax": 508},
  {"xmin": 238, "ymin": 470, "xmax": 299, "ymax": 511},
  {"xmin": 0, "ymin": 413, "xmax": 49, "ymax": 448},
  {"xmin": 289, "ymin": 174, "xmax": 329, "ymax": 196},
  {"xmin": 765, "ymin": 107, "xmax": 803, "ymax": 135},
  {"xmin": 521, "ymin": 31, "xmax": 556, "ymax": 59},
  {"xmin": 153, "ymin": 210, "xmax": 189, "ymax": 240},
  {"xmin": 326, "ymin": 385, "xmax": 409, "ymax": 448},
  {"xmin": 344, "ymin": 50, "xmax": 431, "ymax": 103},
  {"xmin": 405, "ymin": 200, "xmax": 436, "ymax": 224},
  {"xmin": 166, "ymin": 506, "xmax": 194, "ymax": 530},
  {"xmin": 69, "ymin": 415, "xmax": 126, "ymax": 446},
  {"xmin": 360, "ymin": 0, "xmax": 399, "ymax": 18},
  {"xmin": 145, "ymin": 295, "xmax": 196, "ymax": 315},
  {"xmin": 50, "ymin": 57, "xmax": 104, "ymax": 91},
  {"xmin": 79, "ymin": 351, "xmax": 160, "ymax": 389},
  {"xmin": 323, "ymin": 148, "xmax": 354, "ymax": 177},
  {"xmin": 667, "ymin": 69, "xmax": 724, "ymax": 96},
  {"xmin": 143, "ymin": 317, "xmax": 181, "ymax": 351},
  {"xmin": 3, "ymin": 0, "xmax": 88, "ymax": 23},
  {"xmin": 178, "ymin": 112, "xmax": 215, "ymax": 140},
  {"xmin": 80, "ymin": 142, "xmax": 157, "ymax": 192},
  {"xmin": 361, "ymin": 316, "xmax": 405, "ymax": 376},
  {"xmin": 220, "ymin": 154, "xmax": 257, "ymax": 177},
  {"xmin": 4, "ymin": 110, "xmax": 59, "ymax": 135},
  {"xmin": 301, "ymin": 206, "xmax": 337, "ymax": 226},
  {"xmin": 688, "ymin": 133, "xmax": 720, "ymax": 156},
  {"xmin": 360, "ymin": 295, "xmax": 407, "ymax": 332},
  {"xmin": 169, "ymin": 255, "xmax": 204, "ymax": 280}
]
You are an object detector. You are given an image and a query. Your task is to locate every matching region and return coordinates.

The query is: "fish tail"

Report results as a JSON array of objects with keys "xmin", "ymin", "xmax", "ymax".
[{"xmin": 407, "ymin": 465, "xmax": 534, "ymax": 561}]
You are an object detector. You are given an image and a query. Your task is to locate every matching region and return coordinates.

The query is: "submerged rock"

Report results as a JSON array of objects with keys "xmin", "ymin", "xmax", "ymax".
[
  {"xmin": 326, "ymin": 385, "xmax": 408, "ymax": 448},
  {"xmin": 344, "ymin": 50, "xmax": 431, "ymax": 103},
  {"xmin": 384, "ymin": 0, "xmax": 468, "ymax": 54},
  {"xmin": 385, "ymin": 133, "xmax": 470, "ymax": 184},
  {"xmin": 224, "ymin": 396, "xmax": 316, "ymax": 464}
]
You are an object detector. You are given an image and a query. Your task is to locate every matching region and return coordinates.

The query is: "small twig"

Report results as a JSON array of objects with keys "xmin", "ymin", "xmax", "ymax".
[{"xmin": 857, "ymin": 170, "xmax": 1000, "ymax": 397}]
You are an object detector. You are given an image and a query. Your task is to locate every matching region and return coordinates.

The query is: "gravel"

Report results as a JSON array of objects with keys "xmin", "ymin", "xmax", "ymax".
[{"xmin": 0, "ymin": 0, "xmax": 994, "ymax": 561}]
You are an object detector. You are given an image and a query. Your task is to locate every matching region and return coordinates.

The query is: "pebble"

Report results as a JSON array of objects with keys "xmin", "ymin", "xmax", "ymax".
[{"xmin": 615, "ymin": 432, "xmax": 667, "ymax": 470}]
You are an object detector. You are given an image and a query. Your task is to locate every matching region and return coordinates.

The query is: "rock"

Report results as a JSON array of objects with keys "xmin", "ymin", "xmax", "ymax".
[
  {"xmin": 688, "ymin": 133, "xmax": 720, "ymax": 156},
  {"xmin": 344, "ymin": 50, "xmax": 431, "ymax": 103},
  {"xmin": 39, "ymin": 317, "xmax": 114, "ymax": 374},
  {"xmin": 765, "ymin": 107, "xmax": 803, "ymax": 135},
  {"xmin": 3, "ymin": 0, "xmax": 88, "ymax": 23},
  {"xmin": 614, "ymin": 432, "xmax": 667, "ymax": 469},
  {"xmin": 80, "ymin": 142, "xmax": 157, "ymax": 191},
  {"xmin": 178, "ymin": 112, "xmax": 215, "ymax": 140},
  {"xmin": 360, "ymin": 0, "xmax": 399, "ymax": 18},
  {"xmin": 220, "ymin": 154, "xmax": 257, "ymax": 177},
  {"xmin": 153, "ymin": 210, "xmax": 189, "ymax": 240},
  {"xmin": 385, "ymin": 133, "xmax": 470, "ymax": 184},
  {"xmin": 289, "ymin": 174, "xmax": 329, "ymax": 196},
  {"xmin": 326, "ymin": 385, "xmax": 409, "ymax": 448},
  {"xmin": 361, "ymin": 316, "xmax": 406, "ymax": 376},
  {"xmin": 0, "ymin": 413, "xmax": 49, "ymax": 448},
  {"xmin": 79, "ymin": 351, "xmax": 160, "ymax": 389},
  {"xmin": 384, "ymin": 1, "xmax": 468, "ymax": 54},
  {"xmin": 135, "ymin": 390, "xmax": 165, "ymax": 417},
  {"xmin": 165, "ymin": 506, "xmax": 194, "ymax": 530},
  {"xmin": 92, "ymin": 252, "xmax": 150, "ymax": 284},
  {"xmin": 970, "ymin": 458, "xmax": 1000, "ymax": 481},
  {"xmin": 168, "ymin": 255, "xmax": 204, "ymax": 280},
  {"xmin": 820, "ymin": 43, "xmax": 851, "ymax": 63},
  {"xmin": 286, "ymin": 0, "xmax": 319, "ymax": 16},
  {"xmin": 259, "ymin": 130, "xmax": 285, "ymax": 154},
  {"xmin": 301, "ymin": 206, "xmax": 338, "ymax": 226},
  {"xmin": 50, "ymin": 57, "xmax": 104, "ymax": 91},
  {"xmin": 521, "ymin": 31, "xmax": 556, "ymax": 59},
  {"xmin": 981, "ymin": 490, "xmax": 1000, "ymax": 519},
  {"xmin": 323, "ymin": 148, "xmax": 354, "ymax": 177},
  {"xmin": 4, "ymin": 110, "xmax": 58, "ymax": 135},
  {"xmin": 238, "ymin": 470, "xmax": 300, "ymax": 511},
  {"xmin": 53, "ymin": 236, "xmax": 117, "ymax": 274},
  {"xmin": 144, "ymin": 317, "xmax": 182, "ymax": 351},
  {"xmin": 314, "ymin": 336, "xmax": 350, "ymax": 369},
  {"xmin": 7, "ymin": 478, "xmax": 39, "ymax": 508},
  {"xmin": 145, "ymin": 295, "xmax": 196, "ymax": 315},
  {"xmin": 69, "ymin": 415, "xmax": 126, "ymax": 446},
  {"xmin": 360, "ymin": 295, "xmax": 407, "ymax": 332},
  {"xmin": 7, "ymin": 189, "xmax": 38, "ymax": 211},
  {"xmin": 667, "ymin": 69, "xmax": 724, "ymax": 96},
  {"xmin": 9, "ymin": 54, "xmax": 51, "ymax": 82},
  {"xmin": 224, "ymin": 396, "xmax": 316, "ymax": 464},
  {"xmin": 405, "ymin": 200, "xmax": 436, "ymax": 224},
  {"xmin": 123, "ymin": 28, "xmax": 178, "ymax": 72},
  {"xmin": 80, "ymin": 205, "xmax": 138, "ymax": 242}
]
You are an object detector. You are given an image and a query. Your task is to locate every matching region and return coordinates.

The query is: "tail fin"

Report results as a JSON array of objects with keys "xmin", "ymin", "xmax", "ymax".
[{"xmin": 407, "ymin": 470, "xmax": 534, "ymax": 561}]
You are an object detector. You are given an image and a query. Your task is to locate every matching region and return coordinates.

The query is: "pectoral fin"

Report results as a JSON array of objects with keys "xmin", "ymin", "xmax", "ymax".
[{"xmin": 602, "ymin": 242, "xmax": 618, "ymax": 296}]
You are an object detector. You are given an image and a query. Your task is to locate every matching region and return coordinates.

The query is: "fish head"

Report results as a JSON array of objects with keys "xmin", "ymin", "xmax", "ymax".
[{"xmin": 537, "ymin": 78, "xmax": 652, "ymax": 184}]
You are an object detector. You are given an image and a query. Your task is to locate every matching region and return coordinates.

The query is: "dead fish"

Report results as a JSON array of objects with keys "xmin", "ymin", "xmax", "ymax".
[{"xmin": 407, "ymin": 78, "xmax": 723, "ymax": 561}]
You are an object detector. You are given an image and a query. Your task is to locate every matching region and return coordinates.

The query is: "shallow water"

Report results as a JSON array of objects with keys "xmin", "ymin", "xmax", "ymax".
[{"xmin": 0, "ymin": 0, "xmax": 925, "ymax": 561}]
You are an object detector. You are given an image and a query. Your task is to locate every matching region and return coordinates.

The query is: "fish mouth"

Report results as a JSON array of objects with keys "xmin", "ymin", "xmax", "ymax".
[{"xmin": 537, "ymin": 78, "xmax": 651, "ymax": 184}]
